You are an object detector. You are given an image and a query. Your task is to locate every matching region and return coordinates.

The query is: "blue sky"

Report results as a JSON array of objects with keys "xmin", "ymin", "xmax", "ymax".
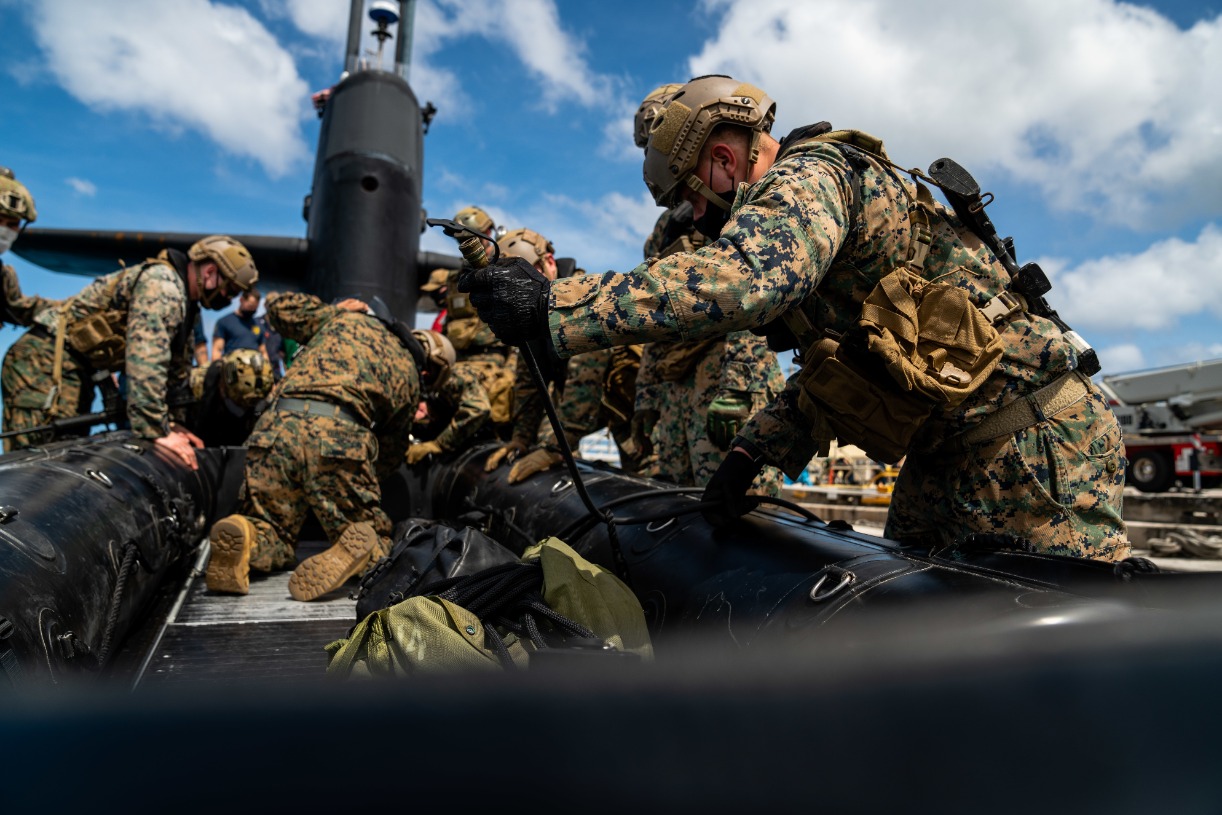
[{"xmin": 1, "ymin": 0, "xmax": 1220, "ymax": 383}]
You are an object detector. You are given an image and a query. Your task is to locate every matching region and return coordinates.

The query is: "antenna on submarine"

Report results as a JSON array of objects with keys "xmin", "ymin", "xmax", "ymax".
[{"xmin": 368, "ymin": 1, "xmax": 399, "ymax": 71}]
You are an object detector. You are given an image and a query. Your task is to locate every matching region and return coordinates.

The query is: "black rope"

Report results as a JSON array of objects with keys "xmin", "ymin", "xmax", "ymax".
[
  {"xmin": 481, "ymin": 622, "xmax": 518, "ymax": 670},
  {"xmin": 97, "ymin": 542, "xmax": 140, "ymax": 665},
  {"xmin": 520, "ymin": 340, "xmax": 642, "ymax": 590},
  {"xmin": 520, "ymin": 343, "xmax": 605, "ymax": 524},
  {"xmin": 462, "ymin": 497, "xmax": 537, "ymax": 548}
]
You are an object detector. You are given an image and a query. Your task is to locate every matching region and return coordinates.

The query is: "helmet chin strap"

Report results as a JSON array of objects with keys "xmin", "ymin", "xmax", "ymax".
[
  {"xmin": 684, "ymin": 142, "xmax": 759, "ymax": 212},
  {"xmin": 685, "ymin": 174, "xmax": 733, "ymax": 212}
]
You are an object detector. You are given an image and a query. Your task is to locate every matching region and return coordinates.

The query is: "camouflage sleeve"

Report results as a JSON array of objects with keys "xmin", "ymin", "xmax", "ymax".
[
  {"xmin": 1, "ymin": 264, "xmax": 58, "ymax": 326},
  {"xmin": 736, "ymin": 375, "xmax": 829, "ymax": 479},
  {"xmin": 434, "ymin": 365, "xmax": 491, "ymax": 451},
  {"xmin": 548, "ymin": 148, "xmax": 854, "ymax": 358},
  {"xmin": 167, "ymin": 337, "xmax": 193, "ymax": 423},
  {"xmin": 125, "ymin": 264, "xmax": 187, "ymax": 438},
  {"xmin": 538, "ymin": 348, "xmax": 610, "ymax": 448},
  {"xmin": 265, "ymin": 292, "xmax": 338, "ymax": 345}
]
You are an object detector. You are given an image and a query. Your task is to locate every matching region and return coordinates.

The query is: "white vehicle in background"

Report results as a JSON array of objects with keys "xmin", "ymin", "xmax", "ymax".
[{"xmin": 1098, "ymin": 359, "xmax": 1222, "ymax": 493}]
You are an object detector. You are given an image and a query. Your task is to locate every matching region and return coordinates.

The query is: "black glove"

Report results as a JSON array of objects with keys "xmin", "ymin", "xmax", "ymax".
[
  {"xmin": 457, "ymin": 257, "xmax": 550, "ymax": 346},
  {"xmin": 700, "ymin": 448, "xmax": 764, "ymax": 527}
]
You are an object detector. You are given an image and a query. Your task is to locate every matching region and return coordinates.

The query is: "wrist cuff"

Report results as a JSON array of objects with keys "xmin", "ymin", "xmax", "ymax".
[{"xmin": 732, "ymin": 437, "xmax": 766, "ymax": 464}]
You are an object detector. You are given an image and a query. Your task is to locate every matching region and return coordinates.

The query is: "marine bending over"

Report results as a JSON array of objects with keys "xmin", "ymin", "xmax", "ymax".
[{"xmin": 459, "ymin": 74, "xmax": 1129, "ymax": 562}]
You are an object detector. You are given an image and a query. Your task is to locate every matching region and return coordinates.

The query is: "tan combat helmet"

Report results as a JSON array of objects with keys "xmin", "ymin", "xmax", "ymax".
[
  {"xmin": 420, "ymin": 268, "xmax": 449, "ymax": 293},
  {"xmin": 188, "ymin": 235, "xmax": 258, "ymax": 292},
  {"xmin": 453, "ymin": 206, "xmax": 494, "ymax": 237},
  {"xmin": 0, "ymin": 168, "xmax": 37, "ymax": 224},
  {"xmin": 412, "ymin": 328, "xmax": 456, "ymax": 389},
  {"xmin": 642, "ymin": 75, "xmax": 776, "ymax": 209},
  {"xmin": 496, "ymin": 228, "xmax": 554, "ymax": 269},
  {"xmin": 221, "ymin": 348, "xmax": 273, "ymax": 409},
  {"xmin": 634, "ymin": 83, "xmax": 684, "ymax": 150}
]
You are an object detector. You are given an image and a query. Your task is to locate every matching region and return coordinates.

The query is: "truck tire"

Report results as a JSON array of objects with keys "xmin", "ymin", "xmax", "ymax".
[{"xmin": 1128, "ymin": 450, "xmax": 1174, "ymax": 493}]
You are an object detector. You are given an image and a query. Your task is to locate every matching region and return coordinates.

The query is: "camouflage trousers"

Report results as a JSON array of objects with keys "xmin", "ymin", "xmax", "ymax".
[
  {"xmin": 237, "ymin": 411, "xmax": 392, "ymax": 574},
  {"xmin": 1, "ymin": 330, "xmax": 93, "ymax": 452},
  {"xmin": 643, "ymin": 343, "xmax": 782, "ymax": 495},
  {"xmin": 886, "ymin": 387, "xmax": 1130, "ymax": 562}
]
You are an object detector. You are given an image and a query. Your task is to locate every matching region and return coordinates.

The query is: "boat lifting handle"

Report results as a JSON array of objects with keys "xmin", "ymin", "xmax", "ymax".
[{"xmin": 809, "ymin": 566, "xmax": 856, "ymax": 603}]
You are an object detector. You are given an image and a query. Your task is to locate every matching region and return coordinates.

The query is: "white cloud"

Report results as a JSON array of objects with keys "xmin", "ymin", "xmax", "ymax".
[
  {"xmin": 281, "ymin": 0, "xmax": 349, "ymax": 42},
  {"xmin": 1161, "ymin": 342, "xmax": 1222, "ymax": 366},
  {"xmin": 278, "ymin": 0, "xmax": 617, "ymax": 116},
  {"xmin": 425, "ymin": 0, "xmax": 614, "ymax": 109},
  {"xmin": 600, "ymin": 99, "xmax": 643, "ymax": 162},
  {"xmin": 65, "ymin": 177, "xmax": 96, "ymax": 197},
  {"xmin": 1098, "ymin": 343, "xmax": 1146, "ymax": 375},
  {"xmin": 31, "ymin": 0, "xmax": 310, "ymax": 176},
  {"xmin": 1038, "ymin": 223, "xmax": 1222, "ymax": 331},
  {"xmin": 689, "ymin": 0, "xmax": 1222, "ymax": 228},
  {"xmin": 273, "ymin": 1, "xmax": 632, "ymax": 154},
  {"xmin": 506, "ymin": 190, "xmax": 660, "ymax": 272}
]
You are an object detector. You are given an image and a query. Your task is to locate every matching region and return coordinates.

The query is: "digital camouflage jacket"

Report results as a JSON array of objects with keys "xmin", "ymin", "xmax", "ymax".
[
  {"xmin": 265, "ymin": 292, "xmax": 420, "ymax": 476},
  {"xmin": 32, "ymin": 259, "xmax": 193, "ymax": 439},
  {"xmin": 548, "ymin": 136, "xmax": 1076, "ymax": 476}
]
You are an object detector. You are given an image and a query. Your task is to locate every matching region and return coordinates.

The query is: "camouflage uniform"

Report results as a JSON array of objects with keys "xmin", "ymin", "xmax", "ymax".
[
  {"xmin": 452, "ymin": 348, "xmax": 517, "ymax": 437},
  {"xmin": 635, "ymin": 209, "xmax": 786, "ymax": 494},
  {"xmin": 1, "ymin": 263, "xmax": 57, "ymax": 327},
  {"xmin": 234, "ymin": 292, "xmax": 419, "ymax": 572},
  {"xmin": 537, "ymin": 345, "xmax": 645, "ymax": 473},
  {"xmin": 509, "ymin": 348, "xmax": 564, "ymax": 449},
  {"xmin": 442, "ymin": 271, "xmax": 517, "ymax": 435},
  {"xmin": 2, "ymin": 255, "xmax": 195, "ymax": 450},
  {"xmin": 635, "ymin": 332, "xmax": 784, "ymax": 493},
  {"xmin": 547, "ymin": 133, "xmax": 1127, "ymax": 561},
  {"xmin": 416, "ymin": 361, "xmax": 493, "ymax": 452}
]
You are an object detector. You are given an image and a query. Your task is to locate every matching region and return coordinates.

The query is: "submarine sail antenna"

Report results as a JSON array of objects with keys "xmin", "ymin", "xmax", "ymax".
[{"xmin": 368, "ymin": 1, "xmax": 399, "ymax": 71}]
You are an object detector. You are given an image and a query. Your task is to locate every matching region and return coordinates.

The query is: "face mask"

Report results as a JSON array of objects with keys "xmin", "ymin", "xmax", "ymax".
[
  {"xmin": 0, "ymin": 225, "xmax": 17, "ymax": 255},
  {"xmin": 199, "ymin": 284, "xmax": 232, "ymax": 311},
  {"xmin": 693, "ymin": 188, "xmax": 736, "ymax": 238}
]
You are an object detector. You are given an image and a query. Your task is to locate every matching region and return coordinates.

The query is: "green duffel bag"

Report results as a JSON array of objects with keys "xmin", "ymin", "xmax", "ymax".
[{"xmin": 325, "ymin": 537, "xmax": 652, "ymax": 677}]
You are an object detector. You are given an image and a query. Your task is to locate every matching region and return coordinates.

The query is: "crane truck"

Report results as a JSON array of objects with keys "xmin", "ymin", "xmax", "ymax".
[{"xmin": 1098, "ymin": 359, "xmax": 1222, "ymax": 492}]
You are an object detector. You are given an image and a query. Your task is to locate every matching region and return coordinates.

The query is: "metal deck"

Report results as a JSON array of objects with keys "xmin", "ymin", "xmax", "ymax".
[{"xmin": 131, "ymin": 539, "xmax": 357, "ymax": 687}]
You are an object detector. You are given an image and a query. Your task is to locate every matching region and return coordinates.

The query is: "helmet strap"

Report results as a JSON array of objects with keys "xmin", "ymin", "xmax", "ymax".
[{"xmin": 684, "ymin": 174, "xmax": 733, "ymax": 213}]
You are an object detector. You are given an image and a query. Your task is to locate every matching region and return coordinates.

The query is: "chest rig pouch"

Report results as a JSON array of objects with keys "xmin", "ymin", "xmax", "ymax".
[
  {"xmin": 64, "ymin": 264, "xmax": 154, "ymax": 371},
  {"xmin": 784, "ymin": 131, "xmax": 1004, "ymax": 463}
]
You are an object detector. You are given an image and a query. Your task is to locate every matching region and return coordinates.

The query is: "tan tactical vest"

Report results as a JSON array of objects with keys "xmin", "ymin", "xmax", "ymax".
[
  {"xmin": 60, "ymin": 260, "xmax": 172, "ymax": 371},
  {"xmin": 780, "ymin": 131, "xmax": 1005, "ymax": 463}
]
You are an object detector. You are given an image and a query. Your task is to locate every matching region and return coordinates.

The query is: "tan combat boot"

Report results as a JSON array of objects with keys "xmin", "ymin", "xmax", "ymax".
[
  {"xmin": 288, "ymin": 521, "xmax": 379, "ymax": 602},
  {"xmin": 207, "ymin": 515, "xmax": 256, "ymax": 594}
]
